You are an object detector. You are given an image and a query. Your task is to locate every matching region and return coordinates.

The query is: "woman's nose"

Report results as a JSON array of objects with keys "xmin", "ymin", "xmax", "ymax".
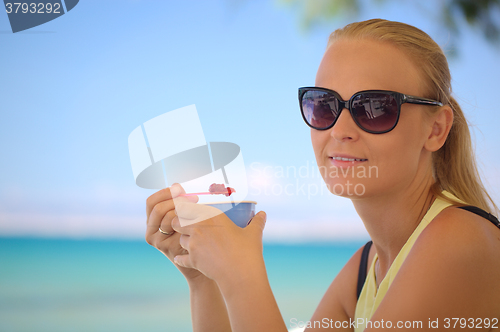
[{"xmin": 330, "ymin": 108, "xmax": 360, "ymax": 142}]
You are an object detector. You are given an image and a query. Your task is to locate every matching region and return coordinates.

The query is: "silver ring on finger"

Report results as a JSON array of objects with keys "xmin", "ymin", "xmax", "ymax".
[{"xmin": 159, "ymin": 227, "xmax": 174, "ymax": 236}]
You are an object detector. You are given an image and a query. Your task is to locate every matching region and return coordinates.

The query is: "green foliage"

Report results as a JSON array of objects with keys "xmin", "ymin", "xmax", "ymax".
[
  {"xmin": 448, "ymin": 0, "xmax": 500, "ymax": 41},
  {"xmin": 277, "ymin": 0, "xmax": 359, "ymax": 29},
  {"xmin": 279, "ymin": 0, "xmax": 500, "ymax": 46}
]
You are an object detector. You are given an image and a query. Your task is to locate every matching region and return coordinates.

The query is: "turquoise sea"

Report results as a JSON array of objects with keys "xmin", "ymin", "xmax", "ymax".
[{"xmin": 0, "ymin": 237, "xmax": 365, "ymax": 332}]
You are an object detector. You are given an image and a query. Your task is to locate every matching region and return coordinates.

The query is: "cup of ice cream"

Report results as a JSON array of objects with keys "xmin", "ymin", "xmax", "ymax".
[{"xmin": 201, "ymin": 201, "xmax": 257, "ymax": 228}]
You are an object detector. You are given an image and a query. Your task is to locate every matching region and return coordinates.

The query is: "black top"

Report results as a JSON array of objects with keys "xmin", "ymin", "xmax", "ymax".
[{"xmin": 356, "ymin": 205, "xmax": 500, "ymax": 300}]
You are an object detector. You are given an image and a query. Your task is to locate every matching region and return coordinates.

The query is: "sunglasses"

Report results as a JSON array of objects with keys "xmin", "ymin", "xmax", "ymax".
[{"xmin": 299, "ymin": 87, "xmax": 443, "ymax": 134}]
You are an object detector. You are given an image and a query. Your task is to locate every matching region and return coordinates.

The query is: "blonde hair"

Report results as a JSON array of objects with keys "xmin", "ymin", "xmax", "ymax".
[{"xmin": 327, "ymin": 19, "xmax": 499, "ymax": 216}]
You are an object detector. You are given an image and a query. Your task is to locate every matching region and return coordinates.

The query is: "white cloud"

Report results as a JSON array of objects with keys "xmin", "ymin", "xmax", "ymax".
[
  {"xmin": 0, "ymin": 210, "xmax": 369, "ymax": 243},
  {"xmin": 262, "ymin": 217, "xmax": 369, "ymax": 243},
  {"xmin": 0, "ymin": 212, "xmax": 145, "ymax": 239}
]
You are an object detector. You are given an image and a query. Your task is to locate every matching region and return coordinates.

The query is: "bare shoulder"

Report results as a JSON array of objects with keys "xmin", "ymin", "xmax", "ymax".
[
  {"xmin": 419, "ymin": 206, "xmax": 500, "ymax": 291},
  {"xmin": 306, "ymin": 241, "xmax": 375, "ymax": 331},
  {"xmin": 421, "ymin": 205, "xmax": 500, "ymax": 263},
  {"xmin": 369, "ymin": 206, "xmax": 500, "ymax": 323}
]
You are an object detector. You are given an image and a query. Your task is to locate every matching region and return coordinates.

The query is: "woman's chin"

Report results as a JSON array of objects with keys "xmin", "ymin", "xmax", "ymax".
[{"xmin": 323, "ymin": 180, "xmax": 369, "ymax": 198}]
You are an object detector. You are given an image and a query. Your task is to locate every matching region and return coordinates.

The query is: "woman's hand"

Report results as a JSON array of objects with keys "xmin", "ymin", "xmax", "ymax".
[
  {"xmin": 171, "ymin": 204, "xmax": 288, "ymax": 332},
  {"xmin": 145, "ymin": 183, "xmax": 204, "ymax": 282},
  {"xmin": 170, "ymin": 199, "xmax": 267, "ymax": 284}
]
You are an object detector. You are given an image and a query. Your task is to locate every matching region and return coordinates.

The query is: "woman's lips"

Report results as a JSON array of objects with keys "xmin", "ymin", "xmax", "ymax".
[{"xmin": 329, "ymin": 157, "xmax": 368, "ymax": 167}]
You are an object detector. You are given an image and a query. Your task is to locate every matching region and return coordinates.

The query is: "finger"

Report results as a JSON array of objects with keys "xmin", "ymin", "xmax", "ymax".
[
  {"xmin": 158, "ymin": 210, "xmax": 177, "ymax": 235},
  {"xmin": 247, "ymin": 211, "xmax": 267, "ymax": 233},
  {"xmin": 158, "ymin": 227, "xmax": 176, "ymax": 239},
  {"xmin": 146, "ymin": 224, "xmax": 178, "ymax": 247},
  {"xmin": 147, "ymin": 196, "xmax": 197, "ymax": 236},
  {"xmin": 171, "ymin": 214, "xmax": 185, "ymax": 234},
  {"xmin": 171, "ymin": 214, "xmax": 201, "ymax": 235},
  {"xmin": 146, "ymin": 183, "xmax": 186, "ymax": 221},
  {"xmin": 174, "ymin": 200, "xmax": 223, "ymax": 227},
  {"xmin": 174, "ymin": 254, "xmax": 192, "ymax": 268},
  {"xmin": 184, "ymin": 193, "xmax": 199, "ymax": 204},
  {"xmin": 146, "ymin": 200, "xmax": 175, "ymax": 239},
  {"xmin": 179, "ymin": 233, "xmax": 190, "ymax": 251}
]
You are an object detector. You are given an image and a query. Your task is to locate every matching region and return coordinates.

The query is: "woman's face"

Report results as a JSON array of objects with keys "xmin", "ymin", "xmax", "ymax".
[{"xmin": 312, "ymin": 38, "xmax": 433, "ymax": 199}]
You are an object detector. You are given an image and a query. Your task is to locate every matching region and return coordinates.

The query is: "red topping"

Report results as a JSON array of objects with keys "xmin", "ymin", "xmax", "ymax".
[
  {"xmin": 209, "ymin": 183, "xmax": 236, "ymax": 197},
  {"xmin": 209, "ymin": 183, "xmax": 225, "ymax": 193}
]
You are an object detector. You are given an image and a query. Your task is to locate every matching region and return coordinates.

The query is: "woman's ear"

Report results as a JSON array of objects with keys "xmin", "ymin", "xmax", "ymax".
[{"xmin": 424, "ymin": 105, "xmax": 454, "ymax": 152}]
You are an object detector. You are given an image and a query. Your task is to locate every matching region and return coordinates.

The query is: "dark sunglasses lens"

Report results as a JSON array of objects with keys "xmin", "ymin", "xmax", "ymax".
[
  {"xmin": 301, "ymin": 90, "xmax": 339, "ymax": 129},
  {"xmin": 352, "ymin": 93, "xmax": 398, "ymax": 132}
]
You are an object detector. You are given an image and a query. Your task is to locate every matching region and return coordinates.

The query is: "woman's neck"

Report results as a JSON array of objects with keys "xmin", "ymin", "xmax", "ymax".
[{"xmin": 352, "ymin": 174, "xmax": 437, "ymax": 282}]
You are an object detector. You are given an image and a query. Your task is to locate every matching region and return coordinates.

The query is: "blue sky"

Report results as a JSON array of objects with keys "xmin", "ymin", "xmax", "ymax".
[{"xmin": 0, "ymin": 0, "xmax": 499, "ymax": 242}]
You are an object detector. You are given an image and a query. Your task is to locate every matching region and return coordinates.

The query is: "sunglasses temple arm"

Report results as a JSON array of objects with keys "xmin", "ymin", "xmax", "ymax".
[{"xmin": 404, "ymin": 95, "xmax": 443, "ymax": 107}]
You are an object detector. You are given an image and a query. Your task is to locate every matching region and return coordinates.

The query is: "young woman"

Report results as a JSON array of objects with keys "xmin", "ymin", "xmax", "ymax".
[{"xmin": 145, "ymin": 19, "xmax": 500, "ymax": 331}]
